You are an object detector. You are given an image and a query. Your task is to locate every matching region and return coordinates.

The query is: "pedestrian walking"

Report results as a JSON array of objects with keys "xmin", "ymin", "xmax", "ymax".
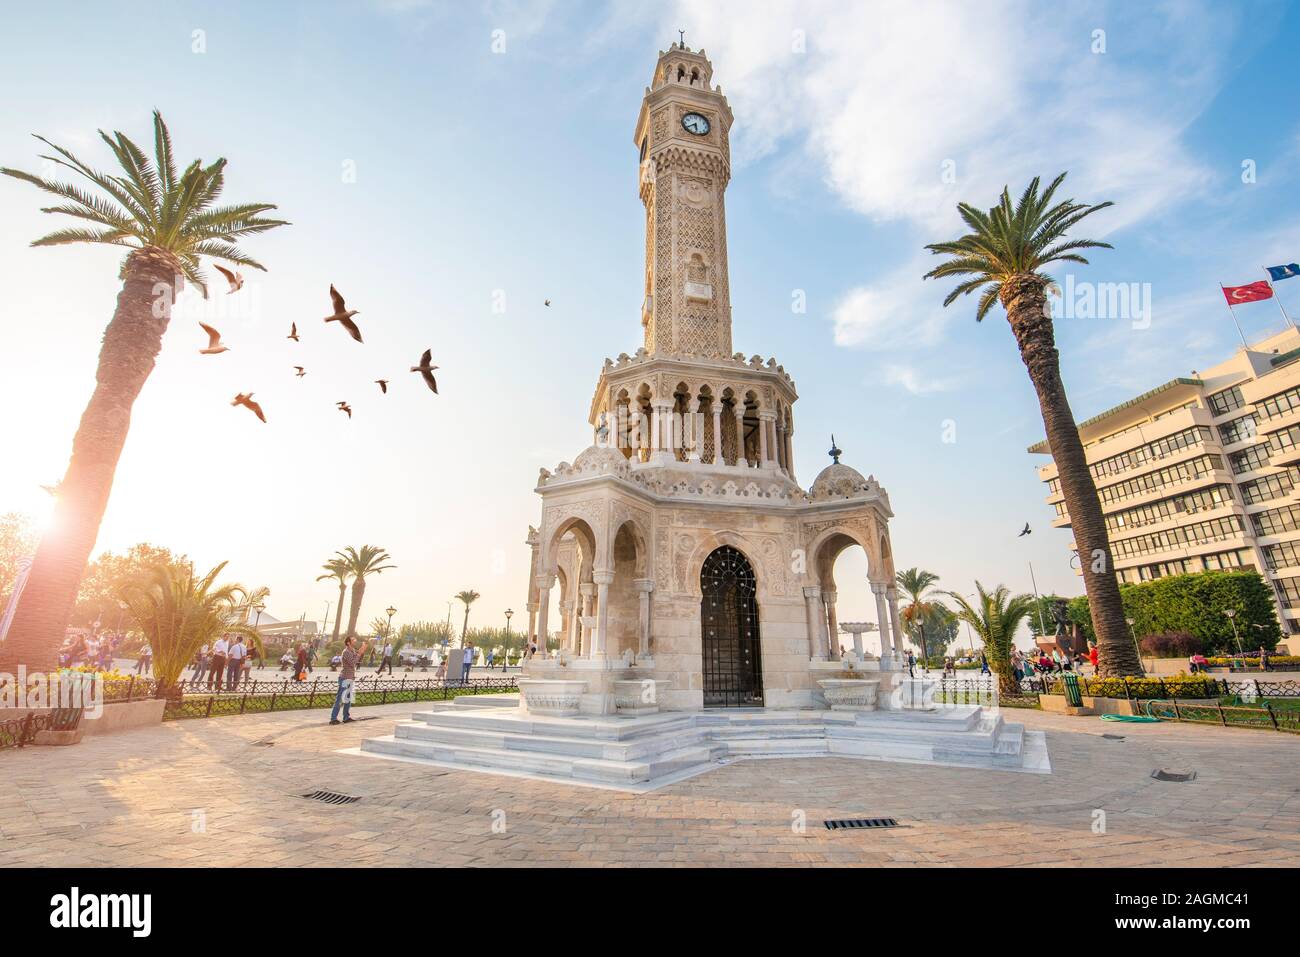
[
  {"xmin": 375, "ymin": 640, "xmax": 394, "ymax": 676},
  {"xmin": 208, "ymin": 635, "xmax": 229, "ymax": 691},
  {"xmin": 227, "ymin": 636, "xmax": 248, "ymax": 690},
  {"xmin": 192, "ymin": 643, "xmax": 209, "ymax": 684}
]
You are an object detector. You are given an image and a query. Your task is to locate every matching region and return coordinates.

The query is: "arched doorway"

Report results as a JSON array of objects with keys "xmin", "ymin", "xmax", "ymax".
[{"xmin": 700, "ymin": 546, "xmax": 763, "ymax": 708}]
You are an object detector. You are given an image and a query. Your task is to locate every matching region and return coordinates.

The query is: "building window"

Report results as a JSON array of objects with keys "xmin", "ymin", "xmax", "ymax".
[
  {"xmin": 1257, "ymin": 384, "xmax": 1300, "ymax": 421},
  {"xmin": 1218, "ymin": 414, "xmax": 1258, "ymax": 445},
  {"xmin": 1240, "ymin": 470, "xmax": 1297, "ymax": 506},
  {"xmin": 1252, "ymin": 503, "xmax": 1300, "ymax": 537},
  {"xmin": 1105, "ymin": 484, "xmax": 1234, "ymax": 534},
  {"xmin": 1096, "ymin": 454, "xmax": 1223, "ymax": 506},
  {"xmin": 1264, "ymin": 540, "xmax": 1300, "ymax": 571},
  {"xmin": 1229, "ymin": 443, "xmax": 1271, "ymax": 474},
  {"xmin": 1207, "ymin": 385, "xmax": 1245, "ymax": 417}
]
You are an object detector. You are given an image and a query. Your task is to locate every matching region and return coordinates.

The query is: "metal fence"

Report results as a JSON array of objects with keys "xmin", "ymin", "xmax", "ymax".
[
  {"xmin": 933, "ymin": 674, "xmax": 1300, "ymax": 706},
  {"xmin": 162, "ymin": 675, "xmax": 519, "ymax": 720},
  {"xmin": 0, "ymin": 709, "xmax": 84, "ymax": 751},
  {"xmin": 1144, "ymin": 698, "xmax": 1300, "ymax": 734}
]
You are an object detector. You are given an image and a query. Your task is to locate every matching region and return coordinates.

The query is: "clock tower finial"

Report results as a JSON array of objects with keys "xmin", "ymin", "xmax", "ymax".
[
  {"xmin": 678, "ymin": 29, "xmax": 685, "ymax": 48},
  {"xmin": 633, "ymin": 45, "xmax": 734, "ymax": 359}
]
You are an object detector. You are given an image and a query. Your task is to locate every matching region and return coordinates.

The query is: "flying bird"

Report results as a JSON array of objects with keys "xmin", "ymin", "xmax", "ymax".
[
  {"xmin": 324, "ymin": 285, "xmax": 363, "ymax": 343},
  {"xmin": 231, "ymin": 392, "xmax": 266, "ymax": 423},
  {"xmin": 1018, "ymin": 523, "xmax": 1031, "ymax": 537},
  {"xmin": 410, "ymin": 349, "xmax": 439, "ymax": 394},
  {"xmin": 375, "ymin": 379, "xmax": 388, "ymax": 394},
  {"xmin": 337, "ymin": 402, "xmax": 353, "ymax": 419},
  {"xmin": 287, "ymin": 322, "xmax": 299, "ymax": 342},
  {"xmin": 198, "ymin": 322, "xmax": 229, "ymax": 355},
  {"xmin": 294, "ymin": 366, "xmax": 306, "ymax": 377},
  {"xmin": 544, "ymin": 299, "xmax": 551, "ymax": 307},
  {"xmin": 214, "ymin": 264, "xmax": 244, "ymax": 294}
]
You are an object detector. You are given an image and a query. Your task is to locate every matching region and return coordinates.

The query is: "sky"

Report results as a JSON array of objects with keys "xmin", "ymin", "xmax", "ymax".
[{"xmin": 2, "ymin": 0, "xmax": 1299, "ymax": 644}]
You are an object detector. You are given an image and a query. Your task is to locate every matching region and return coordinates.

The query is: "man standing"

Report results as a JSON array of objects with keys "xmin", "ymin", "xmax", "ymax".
[
  {"xmin": 330, "ymin": 636, "xmax": 368, "ymax": 725},
  {"xmin": 376, "ymin": 639, "xmax": 394, "ymax": 676},
  {"xmin": 208, "ymin": 635, "xmax": 229, "ymax": 692},
  {"xmin": 906, "ymin": 650, "xmax": 916, "ymax": 678},
  {"xmin": 227, "ymin": 636, "xmax": 248, "ymax": 690},
  {"xmin": 461, "ymin": 642, "xmax": 475, "ymax": 684}
]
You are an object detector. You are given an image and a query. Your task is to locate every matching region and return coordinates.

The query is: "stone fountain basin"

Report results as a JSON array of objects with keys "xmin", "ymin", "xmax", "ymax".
[
  {"xmin": 517, "ymin": 678, "xmax": 588, "ymax": 717},
  {"xmin": 817, "ymin": 678, "xmax": 880, "ymax": 712}
]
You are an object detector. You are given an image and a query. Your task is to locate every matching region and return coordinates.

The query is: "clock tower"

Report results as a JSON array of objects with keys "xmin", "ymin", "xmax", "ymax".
[{"xmin": 633, "ymin": 42, "xmax": 734, "ymax": 358}]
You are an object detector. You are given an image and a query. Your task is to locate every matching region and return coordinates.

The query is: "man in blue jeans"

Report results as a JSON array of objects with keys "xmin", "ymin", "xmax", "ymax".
[
  {"xmin": 461, "ymin": 642, "xmax": 475, "ymax": 684},
  {"xmin": 330, "ymin": 636, "xmax": 369, "ymax": 725}
]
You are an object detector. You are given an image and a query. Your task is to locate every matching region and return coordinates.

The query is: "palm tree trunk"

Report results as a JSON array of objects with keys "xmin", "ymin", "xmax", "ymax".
[
  {"xmin": 1002, "ymin": 275, "xmax": 1140, "ymax": 676},
  {"xmin": 0, "ymin": 248, "xmax": 178, "ymax": 675},
  {"xmin": 332, "ymin": 582, "xmax": 345, "ymax": 641},
  {"xmin": 461, "ymin": 607, "xmax": 471, "ymax": 644},
  {"xmin": 345, "ymin": 578, "xmax": 366, "ymax": 639}
]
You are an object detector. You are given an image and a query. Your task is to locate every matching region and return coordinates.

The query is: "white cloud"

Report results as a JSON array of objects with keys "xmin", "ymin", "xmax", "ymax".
[
  {"xmin": 881, "ymin": 363, "xmax": 961, "ymax": 396},
  {"xmin": 830, "ymin": 254, "xmax": 954, "ymax": 350},
  {"xmin": 663, "ymin": 0, "xmax": 1226, "ymax": 236}
]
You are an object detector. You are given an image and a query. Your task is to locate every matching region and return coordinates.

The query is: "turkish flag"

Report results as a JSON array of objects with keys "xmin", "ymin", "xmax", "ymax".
[{"xmin": 1223, "ymin": 281, "xmax": 1274, "ymax": 305}]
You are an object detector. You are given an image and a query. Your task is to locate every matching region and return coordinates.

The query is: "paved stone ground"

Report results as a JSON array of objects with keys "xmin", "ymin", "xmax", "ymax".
[{"xmin": 2, "ymin": 704, "xmax": 1298, "ymax": 867}]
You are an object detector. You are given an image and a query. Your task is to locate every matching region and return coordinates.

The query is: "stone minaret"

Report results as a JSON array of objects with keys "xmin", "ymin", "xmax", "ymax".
[{"xmin": 633, "ymin": 43, "xmax": 734, "ymax": 358}]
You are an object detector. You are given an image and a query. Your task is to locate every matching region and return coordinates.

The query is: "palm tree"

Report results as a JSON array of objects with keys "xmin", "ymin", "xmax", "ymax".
[
  {"xmin": 943, "ymin": 583, "xmax": 1035, "ymax": 695},
  {"xmin": 337, "ymin": 545, "xmax": 395, "ymax": 639},
  {"xmin": 316, "ymin": 558, "xmax": 350, "ymax": 643},
  {"xmin": 456, "ymin": 590, "xmax": 480, "ymax": 647},
  {"xmin": 895, "ymin": 567, "xmax": 946, "ymax": 661},
  {"xmin": 0, "ymin": 113, "xmax": 286, "ymax": 674},
  {"xmin": 924, "ymin": 172, "xmax": 1138, "ymax": 676},
  {"xmin": 117, "ymin": 560, "xmax": 262, "ymax": 698}
]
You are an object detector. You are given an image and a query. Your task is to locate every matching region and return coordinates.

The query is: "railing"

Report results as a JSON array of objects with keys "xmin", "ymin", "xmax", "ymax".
[
  {"xmin": 1144, "ymin": 698, "xmax": 1300, "ymax": 733},
  {"xmin": 0, "ymin": 709, "xmax": 84, "ymax": 751},
  {"xmin": 163, "ymin": 676, "xmax": 519, "ymax": 721},
  {"xmin": 935, "ymin": 674, "xmax": 1300, "ymax": 705}
]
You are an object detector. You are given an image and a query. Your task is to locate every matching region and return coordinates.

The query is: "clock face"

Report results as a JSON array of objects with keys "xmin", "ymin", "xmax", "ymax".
[{"xmin": 681, "ymin": 112, "xmax": 710, "ymax": 136}]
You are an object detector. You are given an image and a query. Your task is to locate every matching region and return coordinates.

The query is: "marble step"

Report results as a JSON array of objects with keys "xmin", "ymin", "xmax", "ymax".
[
  {"xmin": 719, "ymin": 735, "xmax": 831, "ymax": 757},
  {"xmin": 408, "ymin": 708, "xmax": 695, "ymax": 741},
  {"xmin": 394, "ymin": 719, "xmax": 713, "ymax": 762},
  {"xmin": 362, "ymin": 733, "xmax": 713, "ymax": 785}
]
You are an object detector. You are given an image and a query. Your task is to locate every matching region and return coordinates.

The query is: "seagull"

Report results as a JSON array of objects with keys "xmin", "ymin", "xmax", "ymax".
[
  {"xmin": 337, "ymin": 402, "xmax": 353, "ymax": 419},
  {"xmin": 375, "ymin": 379, "xmax": 388, "ymax": 394},
  {"xmin": 198, "ymin": 322, "xmax": 229, "ymax": 355},
  {"xmin": 287, "ymin": 322, "xmax": 299, "ymax": 342},
  {"xmin": 1018, "ymin": 523, "xmax": 1032, "ymax": 537},
  {"xmin": 294, "ymin": 366, "xmax": 306, "ymax": 377},
  {"xmin": 544, "ymin": 299, "xmax": 551, "ymax": 307},
  {"xmin": 214, "ymin": 264, "xmax": 243, "ymax": 294},
  {"xmin": 324, "ymin": 285, "xmax": 362, "ymax": 343},
  {"xmin": 410, "ymin": 348, "xmax": 439, "ymax": 394},
  {"xmin": 231, "ymin": 392, "xmax": 266, "ymax": 423}
]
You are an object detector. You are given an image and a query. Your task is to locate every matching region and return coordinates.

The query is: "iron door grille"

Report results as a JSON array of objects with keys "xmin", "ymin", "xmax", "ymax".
[{"xmin": 701, "ymin": 546, "xmax": 764, "ymax": 708}]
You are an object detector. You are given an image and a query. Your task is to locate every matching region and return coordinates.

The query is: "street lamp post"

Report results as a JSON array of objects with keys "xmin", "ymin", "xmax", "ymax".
[
  {"xmin": 504, "ymin": 608, "xmax": 514, "ymax": 670},
  {"xmin": 1224, "ymin": 608, "xmax": 1244, "ymax": 662},
  {"xmin": 385, "ymin": 605, "xmax": 396, "ymax": 640},
  {"xmin": 1124, "ymin": 617, "xmax": 1145, "ymax": 674}
]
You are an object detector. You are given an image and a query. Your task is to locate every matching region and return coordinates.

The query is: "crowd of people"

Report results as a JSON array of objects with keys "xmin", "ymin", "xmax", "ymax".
[{"xmin": 57, "ymin": 631, "xmax": 126, "ymax": 671}]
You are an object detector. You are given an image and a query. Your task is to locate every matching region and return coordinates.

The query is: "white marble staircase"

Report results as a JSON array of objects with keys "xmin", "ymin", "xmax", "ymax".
[{"xmin": 351, "ymin": 697, "xmax": 1049, "ymax": 792}]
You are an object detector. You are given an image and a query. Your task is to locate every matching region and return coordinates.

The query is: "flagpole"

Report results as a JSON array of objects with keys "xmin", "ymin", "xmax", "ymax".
[
  {"xmin": 1262, "ymin": 267, "xmax": 1296, "ymax": 330},
  {"xmin": 1220, "ymin": 284, "xmax": 1248, "ymax": 347}
]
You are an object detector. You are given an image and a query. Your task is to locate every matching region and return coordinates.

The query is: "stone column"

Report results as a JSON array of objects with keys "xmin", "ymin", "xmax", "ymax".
[
  {"xmin": 526, "ymin": 602, "xmax": 538, "ymax": 647},
  {"xmin": 871, "ymin": 582, "xmax": 892, "ymax": 666},
  {"xmin": 775, "ymin": 421, "xmax": 787, "ymax": 473},
  {"xmin": 803, "ymin": 585, "xmax": 827, "ymax": 660},
  {"xmin": 634, "ymin": 579, "xmax": 654, "ymax": 658},
  {"xmin": 758, "ymin": 413, "xmax": 770, "ymax": 465},
  {"xmin": 711, "ymin": 405, "xmax": 723, "ymax": 465},
  {"xmin": 650, "ymin": 404, "xmax": 661, "ymax": 453},
  {"xmin": 784, "ymin": 427, "xmax": 795, "ymax": 482},
  {"xmin": 823, "ymin": 589, "xmax": 839, "ymax": 660},
  {"xmin": 534, "ymin": 573, "xmax": 555, "ymax": 659},
  {"xmin": 689, "ymin": 400, "xmax": 705, "ymax": 462},
  {"xmin": 734, "ymin": 405, "xmax": 747, "ymax": 466},
  {"xmin": 591, "ymin": 570, "xmax": 614, "ymax": 658},
  {"xmin": 578, "ymin": 582, "xmax": 596, "ymax": 657},
  {"xmin": 560, "ymin": 598, "xmax": 575, "ymax": 653},
  {"xmin": 886, "ymin": 587, "xmax": 906, "ymax": 659}
]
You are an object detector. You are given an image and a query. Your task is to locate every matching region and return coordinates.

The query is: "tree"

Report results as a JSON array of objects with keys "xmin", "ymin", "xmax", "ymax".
[
  {"xmin": 315, "ymin": 558, "xmax": 350, "ymax": 643},
  {"xmin": 924, "ymin": 173, "xmax": 1139, "ymax": 676},
  {"xmin": 943, "ymin": 583, "xmax": 1036, "ymax": 695},
  {"xmin": 895, "ymin": 567, "xmax": 947, "ymax": 660},
  {"xmin": 117, "ymin": 560, "xmax": 261, "ymax": 698},
  {"xmin": 456, "ymin": 590, "xmax": 480, "ymax": 646},
  {"xmin": 0, "ymin": 112, "xmax": 286, "ymax": 674},
  {"xmin": 0, "ymin": 513, "xmax": 38, "ymax": 611},
  {"xmin": 74, "ymin": 543, "xmax": 186, "ymax": 629},
  {"xmin": 337, "ymin": 545, "xmax": 395, "ymax": 639},
  {"xmin": 917, "ymin": 604, "xmax": 959, "ymax": 660}
]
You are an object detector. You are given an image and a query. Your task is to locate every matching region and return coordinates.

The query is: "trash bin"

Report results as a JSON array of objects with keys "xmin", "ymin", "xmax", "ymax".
[{"xmin": 1062, "ymin": 672, "xmax": 1083, "ymax": 708}]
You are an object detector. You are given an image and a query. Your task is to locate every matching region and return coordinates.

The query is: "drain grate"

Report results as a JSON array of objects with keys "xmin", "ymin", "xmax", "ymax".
[
  {"xmin": 302, "ymin": 790, "xmax": 361, "ymax": 805},
  {"xmin": 823, "ymin": 818, "xmax": 898, "ymax": 830},
  {"xmin": 1151, "ymin": 768, "xmax": 1196, "ymax": 782}
]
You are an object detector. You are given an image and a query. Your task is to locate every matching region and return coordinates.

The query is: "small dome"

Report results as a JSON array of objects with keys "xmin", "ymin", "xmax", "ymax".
[
  {"xmin": 808, "ymin": 462, "xmax": 872, "ymax": 501},
  {"xmin": 572, "ymin": 444, "xmax": 629, "ymax": 475}
]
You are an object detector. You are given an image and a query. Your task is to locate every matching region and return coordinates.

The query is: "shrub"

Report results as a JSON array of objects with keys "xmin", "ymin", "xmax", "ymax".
[{"xmin": 1139, "ymin": 630, "xmax": 1202, "ymax": 658}]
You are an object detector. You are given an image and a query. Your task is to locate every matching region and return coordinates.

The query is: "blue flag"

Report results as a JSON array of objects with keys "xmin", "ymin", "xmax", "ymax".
[{"xmin": 1266, "ymin": 263, "xmax": 1300, "ymax": 282}]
